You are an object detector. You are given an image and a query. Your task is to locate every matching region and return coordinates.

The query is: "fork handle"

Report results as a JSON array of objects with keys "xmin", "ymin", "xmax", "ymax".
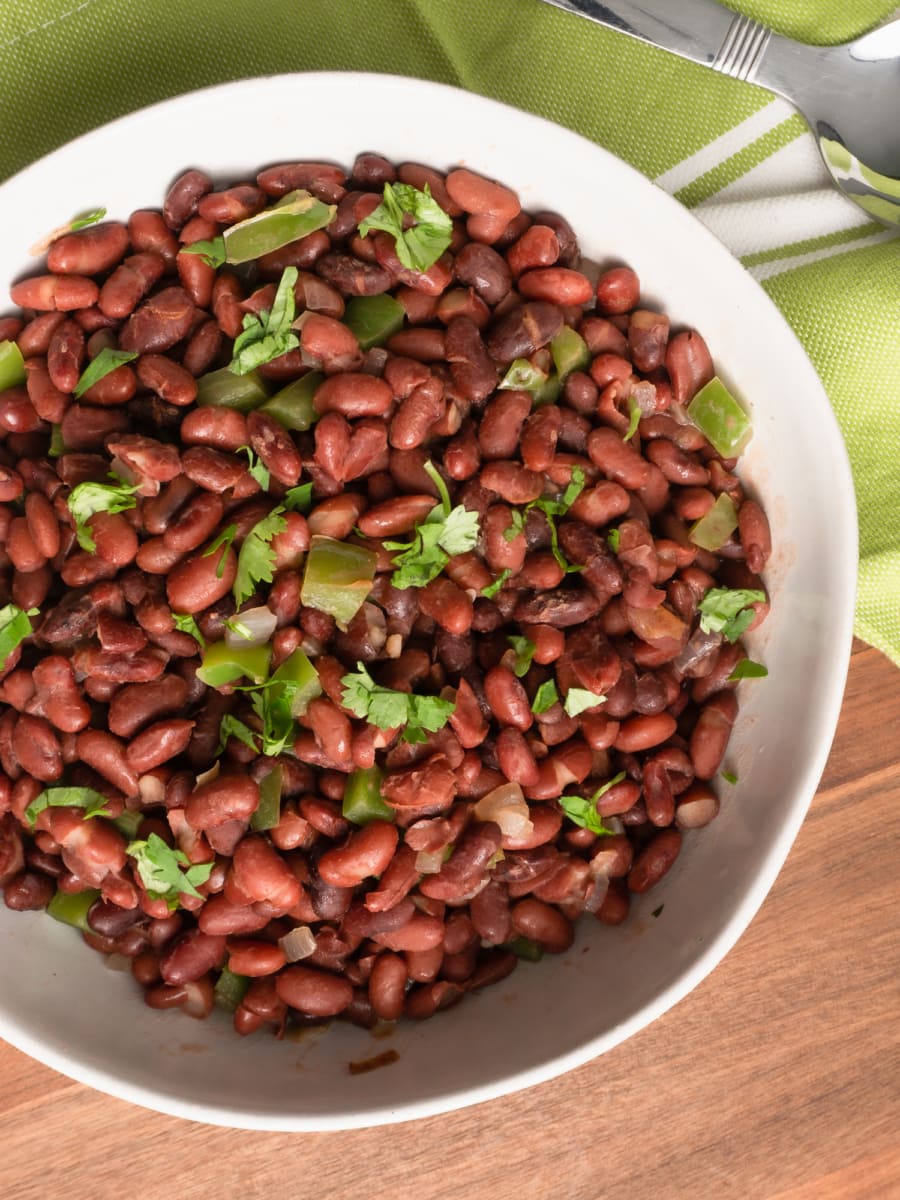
[{"xmin": 541, "ymin": 0, "xmax": 778, "ymax": 84}]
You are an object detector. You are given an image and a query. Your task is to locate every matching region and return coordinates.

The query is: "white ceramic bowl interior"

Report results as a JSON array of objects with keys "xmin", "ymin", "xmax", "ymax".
[{"xmin": 0, "ymin": 73, "xmax": 857, "ymax": 1130}]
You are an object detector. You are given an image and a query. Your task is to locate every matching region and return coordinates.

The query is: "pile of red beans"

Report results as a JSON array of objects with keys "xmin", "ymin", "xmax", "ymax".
[{"xmin": 0, "ymin": 154, "xmax": 770, "ymax": 1034}]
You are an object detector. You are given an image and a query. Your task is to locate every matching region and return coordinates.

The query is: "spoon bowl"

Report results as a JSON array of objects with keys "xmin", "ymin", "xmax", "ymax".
[{"xmin": 542, "ymin": 0, "xmax": 900, "ymax": 227}]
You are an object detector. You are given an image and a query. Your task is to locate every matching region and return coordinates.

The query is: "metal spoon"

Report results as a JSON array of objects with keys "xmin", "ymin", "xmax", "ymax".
[{"xmin": 540, "ymin": 0, "xmax": 900, "ymax": 227}]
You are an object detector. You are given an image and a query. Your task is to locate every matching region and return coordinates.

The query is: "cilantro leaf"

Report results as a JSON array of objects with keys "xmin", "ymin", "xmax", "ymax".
[
  {"xmin": 172, "ymin": 613, "xmax": 206, "ymax": 647},
  {"xmin": 531, "ymin": 679, "xmax": 560, "ymax": 715},
  {"xmin": 70, "ymin": 207, "xmax": 107, "ymax": 232},
  {"xmin": 481, "ymin": 569, "xmax": 511, "ymax": 599},
  {"xmin": 563, "ymin": 687, "xmax": 606, "ymax": 717},
  {"xmin": 508, "ymin": 635, "xmax": 536, "ymax": 678},
  {"xmin": 237, "ymin": 445, "xmax": 271, "ymax": 491},
  {"xmin": 284, "ymin": 482, "xmax": 314, "ymax": 513},
  {"xmin": 358, "ymin": 182, "xmax": 452, "ymax": 273},
  {"xmin": 504, "ymin": 509, "xmax": 526, "ymax": 543},
  {"xmin": 66, "ymin": 474, "xmax": 140, "ymax": 552},
  {"xmin": 25, "ymin": 786, "xmax": 112, "ymax": 828},
  {"xmin": 721, "ymin": 770, "xmax": 739, "ymax": 785},
  {"xmin": 622, "ymin": 395, "xmax": 642, "ymax": 442},
  {"xmin": 697, "ymin": 587, "xmax": 766, "ymax": 643},
  {"xmin": 385, "ymin": 470, "xmax": 480, "ymax": 591},
  {"xmin": 181, "ymin": 235, "xmax": 227, "ymax": 268},
  {"xmin": 127, "ymin": 832, "xmax": 214, "ymax": 908},
  {"xmin": 229, "ymin": 266, "xmax": 300, "ymax": 375},
  {"xmin": 219, "ymin": 712, "xmax": 262, "ymax": 754},
  {"xmin": 341, "ymin": 662, "xmax": 455, "ymax": 743},
  {"xmin": 557, "ymin": 771, "xmax": 626, "ymax": 835},
  {"xmin": 0, "ymin": 603, "xmax": 38, "ymax": 665},
  {"xmin": 561, "ymin": 466, "xmax": 587, "ymax": 510},
  {"xmin": 73, "ymin": 348, "xmax": 138, "ymax": 399},
  {"xmin": 233, "ymin": 509, "xmax": 287, "ymax": 606},
  {"xmin": 728, "ymin": 659, "xmax": 768, "ymax": 680},
  {"xmin": 203, "ymin": 524, "xmax": 238, "ymax": 579},
  {"xmin": 607, "ymin": 527, "xmax": 621, "ymax": 553}
]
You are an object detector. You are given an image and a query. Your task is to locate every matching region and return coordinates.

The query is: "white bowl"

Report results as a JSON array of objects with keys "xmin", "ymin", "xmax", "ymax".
[{"xmin": 0, "ymin": 73, "xmax": 857, "ymax": 1130}]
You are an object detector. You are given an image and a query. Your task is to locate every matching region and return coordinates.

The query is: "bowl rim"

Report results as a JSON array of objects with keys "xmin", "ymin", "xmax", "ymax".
[{"xmin": 0, "ymin": 70, "xmax": 859, "ymax": 1130}]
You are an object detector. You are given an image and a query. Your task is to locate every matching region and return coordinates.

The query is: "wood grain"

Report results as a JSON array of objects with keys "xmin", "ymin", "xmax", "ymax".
[{"xmin": 2, "ymin": 642, "xmax": 898, "ymax": 1200}]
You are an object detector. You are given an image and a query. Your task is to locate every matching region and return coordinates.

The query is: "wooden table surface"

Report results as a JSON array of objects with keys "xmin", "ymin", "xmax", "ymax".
[{"xmin": 2, "ymin": 640, "xmax": 898, "ymax": 1200}]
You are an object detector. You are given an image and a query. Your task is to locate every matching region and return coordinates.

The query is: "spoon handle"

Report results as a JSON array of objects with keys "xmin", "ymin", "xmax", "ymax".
[{"xmin": 540, "ymin": 0, "xmax": 777, "ymax": 84}]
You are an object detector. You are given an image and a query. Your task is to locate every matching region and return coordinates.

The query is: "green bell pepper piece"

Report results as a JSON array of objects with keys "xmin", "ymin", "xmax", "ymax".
[
  {"xmin": 250, "ymin": 765, "xmax": 283, "ymax": 832},
  {"xmin": 342, "ymin": 766, "xmax": 394, "ymax": 825},
  {"xmin": 47, "ymin": 888, "xmax": 101, "ymax": 933},
  {"xmin": 197, "ymin": 366, "xmax": 270, "ymax": 412},
  {"xmin": 342, "ymin": 295, "xmax": 405, "ymax": 350},
  {"xmin": 0, "ymin": 339, "xmax": 26, "ymax": 391},
  {"xmin": 223, "ymin": 190, "xmax": 337, "ymax": 264},
  {"xmin": 196, "ymin": 640, "xmax": 272, "ymax": 687},
  {"xmin": 213, "ymin": 965, "xmax": 251, "ymax": 1012},
  {"xmin": 689, "ymin": 492, "xmax": 739, "ymax": 551},
  {"xmin": 300, "ymin": 536, "xmax": 377, "ymax": 627},
  {"xmin": 498, "ymin": 357, "xmax": 548, "ymax": 392},
  {"xmin": 505, "ymin": 935, "xmax": 544, "ymax": 962},
  {"xmin": 258, "ymin": 371, "xmax": 323, "ymax": 430},
  {"xmin": 271, "ymin": 647, "xmax": 322, "ymax": 716},
  {"xmin": 550, "ymin": 326, "xmax": 590, "ymax": 380},
  {"xmin": 687, "ymin": 376, "xmax": 752, "ymax": 458}
]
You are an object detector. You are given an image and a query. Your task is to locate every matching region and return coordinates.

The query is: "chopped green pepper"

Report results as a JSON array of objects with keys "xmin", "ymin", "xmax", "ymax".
[
  {"xmin": 222, "ymin": 190, "xmax": 337, "ymax": 264},
  {"xmin": 214, "ymin": 965, "xmax": 251, "ymax": 1012},
  {"xmin": 258, "ymin": 371, "xmax": 323, "ymax": 431},
  {"xmin": 195, "ymin": 640, "xmax": 272, "ymax": 687},
  {"xmin": 300, "ymin": 536, "xmax": 377, "ymax": 627},
  {"xmin": 505, "ymin": 935, "xmax": 544, "ymax": 963},
  {"xmin": 550, "ymin": 326, "xmax": 590, "ymax": 381},
  {"xmin": 270, "ymin": 647, "xmax": 322, "ymax": 716},
  {"xmin": 498, "ymin": 357, "xmax": 548, "ymax": 392},
  {"xmin": 343, "ymin": 295, "xmax": 406, "ymax": 350},
  {"xmin": 689, "ymin": 492, "xmax": 739, "ymax": 551},
  {"xmin": 342, "ymin": 766, "xmax": 394, "ymax": 825},
  {"xmin": 47, "ymin": 888, "xmax": 101, "ymax": 932},
  {"xmin": 251, "ymin": 766, "xmax": 283, "ymax": 832},
  {"xmin": 687, "ymin": 376, "xmax": 752, "ymax": 458},
  {"xmin": 0, "ymin": 339, "xmax": 26, "ymax": 391},
  {"xmin": 196, "ymin": 366, "xmax": 270, "ymax": 412}
]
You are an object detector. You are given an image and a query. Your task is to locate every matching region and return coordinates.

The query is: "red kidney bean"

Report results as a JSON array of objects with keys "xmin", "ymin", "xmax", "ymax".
[
  {"xmin": 185, "ymin": 776, "xmax": 260, "ymax": 830},
  {"xmin": 627, "ymin": 828, "xmax": 682, "ymax": 893},
  {"xmin": 99, "ymin": 253, "xmax": 166, "ymax": 320},
  {"xmin": 118, "ymin": 287, "xmax": 195, "ymax": 354},
  {"xmin": 313, "ymin": 372, "xmax": 393, "ymax": 417},
  {"xmin": 125, "ymin": 719, "xmax": 195, "ymax": 774},
  {"xmin": 276, "ymin": 965, "xmax": 353, "ymax": 1017},
  {"xmin": 226, "ymin": 939, "xmax": 286, "ymax": 977},
  {"xmin": 11, "ymin": 275, "xmax": 99, "ymax": 311},
  {"xmin": 160, "ymin": 930, "xmax": 225, "ymax": 985},
  {"xmin": 166, "ymin": 545, "xmax": 237, "ymax": 613},
  {"xmin": 47, "ymin": 222, "xmax": 129, "ymax": 275},
  {"xmin": 596, "ymin": 266, "xmax": 640, "ymax": 314},
  {"xmin": 690, "ymin": 691, "xmax": 738, "ymax": 779},
  {"xmin": 738, "ymin": 499, "xmax": 771, "ymax": 574},
  {"xmin": 676, "ymin": 781, "xmax": 721, "ymax": 829},
  {"xmin": 317, "ymin": 821, "xmax": 398, "ymax": 889},
  {"xmin": 163, "ymin": 169, "xmax": 213, "ymax": 229},
  {"xmin": 484, "ymin": 665, "xmax": 533, "ymax": 731},
  {"xmin": 511, "ymin": 897, "xmax": 574, "ymax": 953},
  {"xmin": 11, "ymin": 714, "xmax": 62, "ymax": 782}
]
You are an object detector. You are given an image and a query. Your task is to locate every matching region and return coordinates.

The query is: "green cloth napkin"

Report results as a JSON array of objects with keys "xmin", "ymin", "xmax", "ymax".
[{"xmin": 1, "ymin": 0, "xmax": 898, "ymax": 664}]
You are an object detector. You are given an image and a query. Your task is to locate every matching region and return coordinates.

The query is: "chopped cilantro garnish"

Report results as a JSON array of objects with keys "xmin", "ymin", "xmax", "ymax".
[
  {"xmin": 384, "ymin": 461, "xmax": 479, "ymax": 589},
  {"xmin": 237, "ymin": 445, "xmax": 271, "ymax": 491},
  {"xmin": 0, "ymin": 603, "xmax": 38, "ymax": 665},
  {"xmin": 127, "ymin": 833, "xmax": 214, "ymax": 909},
  {"xmin": 531, "ymin": 679, "xmax": 560, "ymax": 715},
  {"xmin": 728, "ymin": 659, "xmax": 768, "ymax": 680},
  {"xmin": 73, "ymin": 348, "xmax": 138, "ymax": 399},
  {"xmin": 358, "ymin": 182, "xmax": 452, "ymax": 273},
  {"xmin": 233, "ymin": 509, "xmax": 288, "ymax": 606},
  {"xmin": 563, "ymin": 687, "xmax": 606, "ymax": 717},
  {"xmin": 24, "ymin": 786, "xmax": 112, "ymax": 828},
  {"xmin": 202, "ymin": 524, "xmax": 238, "ymax": 579},
  {"xmin": 66, "ymin": 474, "xmax": 140, "ymax": 552},
  {"xmin": 481, "ymin": 568, "xmax": 512, "ymax": 599},
  {"xmin": 341, "ymin": 661, "xmax": 455, "ymax": 744},
  {"xmin": 181, "ymin": 236, "xmax": 227, "ymax": 269},
  {"xmin": 172, "ymin": 613, "xmax": 206, "ymax": 647},
  {"xmin": 557, "ymin": 771, "xmax": 626, "ymax": 835},
  {"xmin": 229, "ymin": 267, "xmax": 299, "ymax": 375},
  {"xmin": 507, "ymin": 635, "xmax": 536, "ymax": 678},
  {"xmin": 698, "ymin": 587, "xmax": 766, "ymax": 643}
]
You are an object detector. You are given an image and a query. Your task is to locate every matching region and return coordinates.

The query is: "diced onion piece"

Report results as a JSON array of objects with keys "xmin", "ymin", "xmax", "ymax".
[
  {"xmin": 414, "ymin": 848, "xmax": 446, "ymax": 874},
  {"xmin": 473, "ymin": 782, "xmax": 534, "ymax": 841},
  {"xmin": 224, "ymin": 605, "xmax": 278, "ymax": 648},
  {"xmin": 194, "ymin": 761, "xmax": 221, "ymax": 788},
  {"xmin": 278, "ymin": 925, "xmax": 316, "ymax": 962},
  {"xmin": 138, "ymin": 773, "xmax": 166, "ymax": 807}
]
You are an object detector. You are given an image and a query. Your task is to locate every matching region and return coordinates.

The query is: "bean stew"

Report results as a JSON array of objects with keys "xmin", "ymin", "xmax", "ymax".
[{"xmin": 0, "ymin": 154, "xmax": 771, "ymax": 1036}]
